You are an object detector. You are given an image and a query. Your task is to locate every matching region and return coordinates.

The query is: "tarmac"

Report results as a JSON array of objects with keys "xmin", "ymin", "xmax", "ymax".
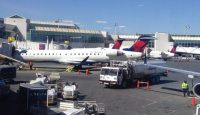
[{"xmin": 1, "ymin": 60, "xmax": 200, "ymax": 115}]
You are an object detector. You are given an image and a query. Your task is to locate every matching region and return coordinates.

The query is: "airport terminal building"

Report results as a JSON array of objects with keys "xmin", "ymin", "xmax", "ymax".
[
  {"xmin": 1, "ymin": 15, "xmax": 200, "ymax": 51},
  {"xmin": 1, "ymin": 15, "xmax": 111, "ymax": 49},
  {"xmin": 115, "ymin": 33, "xmax": 200, "ymax": 52}
]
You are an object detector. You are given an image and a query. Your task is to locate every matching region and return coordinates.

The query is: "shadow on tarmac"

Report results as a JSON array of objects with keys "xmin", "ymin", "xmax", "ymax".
[
  {"xmin": 157, "ymin": 79, "xmax": 177, "ymax": 85},
  {"xmin": 161, "ymin": 87, "xmax": 183, "ymax": 92}
]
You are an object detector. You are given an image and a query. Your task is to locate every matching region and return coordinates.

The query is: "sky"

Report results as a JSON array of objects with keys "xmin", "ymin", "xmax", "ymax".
[{"xmin": 0, "ymin": 0, "xmax": 200, "ymax": 35}]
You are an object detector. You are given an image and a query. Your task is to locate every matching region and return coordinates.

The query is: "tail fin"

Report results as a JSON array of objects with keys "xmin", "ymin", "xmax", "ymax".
[
  {"xmin": 123, "ymin": 35, "xmax": 154, "ymax": 52},
  {"xmin": 112, "ymin": 39, "xmax": 124, "ymax": 49},
  {"xmin": 170, "ymin": 44, "xmax": 178, "ymax": 53}
]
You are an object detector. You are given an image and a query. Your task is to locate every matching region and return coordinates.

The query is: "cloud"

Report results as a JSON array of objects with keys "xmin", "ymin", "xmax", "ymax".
[
  {"xmin": 118, "ymin": 25, "xmax": 126, "ymax": 28},
  {"xmin": 96, "ymin": 20, "xmax": 107, "ymax": 24},
  {"xmin": 137, "ymin": 4, "xmax": 144, "ymax": 7}
]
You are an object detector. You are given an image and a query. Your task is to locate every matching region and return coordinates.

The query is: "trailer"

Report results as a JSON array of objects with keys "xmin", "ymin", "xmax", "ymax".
[
  {"xmin": 99, "ymin": 60, "xmax": 167, "ymax": 88},
  {"xmin": 19, "ymin": 83, "xmax": 48, "ymax": 115}
]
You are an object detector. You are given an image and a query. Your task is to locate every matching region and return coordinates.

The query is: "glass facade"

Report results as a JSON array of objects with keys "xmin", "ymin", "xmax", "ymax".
[
  {"xmin": 148, "ymin": 40, "xmax": 154, "ymax": 48},
  {"xmin": 27, "ymin": 30, "xmax": 105, "ymax": 43},
  {"xmin": 26, "ymin": 23, "xmax": 106, "ymax": 46},
  {"xmin": 171, "ymin": 34, "xmax": 200, "ymax": 47},
  {"xmin": 174, "ymin": 40, "xmax": 200, "ymax": 47}
]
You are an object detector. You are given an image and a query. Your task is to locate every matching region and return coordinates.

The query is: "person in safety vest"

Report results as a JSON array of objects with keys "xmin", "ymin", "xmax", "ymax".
[{"xmin": 181, "ymin": 80, "xmax": 189, "ymax": 97}]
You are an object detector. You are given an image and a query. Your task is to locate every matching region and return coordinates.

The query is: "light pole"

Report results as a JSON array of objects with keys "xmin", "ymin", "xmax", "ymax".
[{"xmin": 185, "ymin": 25, "xmax": 190, "ymax": 47}]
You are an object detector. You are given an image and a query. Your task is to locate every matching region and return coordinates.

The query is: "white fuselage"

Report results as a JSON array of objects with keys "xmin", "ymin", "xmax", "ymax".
[
  {"xmin": 15, "ymin": 48, "xmax": 121, "ymax": 64},
  {"xmin": 149, "ymin": 51, "xmax": 174, "ymax": 58},
  {"xmin": 176, "ymin": 47, "xmax": 200, "ymax": 55},
  {"xmin": 76, "ymin": 47, "xmax": 142, "ymax": 59}
]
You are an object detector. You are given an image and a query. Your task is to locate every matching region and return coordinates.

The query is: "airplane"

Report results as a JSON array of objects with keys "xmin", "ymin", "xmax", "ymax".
[
  {"xmin": 112, "ymin": 35, "xmax": 155, "ymax": 59},
  {"xmin": 146, "ymin": 44, "xmax": 177, "ymax": 61},
  {"xmin": 0, "ymin": 39, "xmax": 126, "ymax": 71},
  {"xmin": 0, "ymin": 35, "xmax": 153, "ymax": 71},
  {"xmin": 175, "ymin": 46, "xmax": 200, "ymax": 60},
  {"xmin": 12, "ymin": 46, "xmax": 125, "ymax": 71}
]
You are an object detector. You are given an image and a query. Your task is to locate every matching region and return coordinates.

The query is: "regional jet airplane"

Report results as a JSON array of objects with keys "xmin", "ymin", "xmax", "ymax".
[
  {"xmin": 0, "ymin": 41, "xmax": 124, "ymax": 70},
  {"xmin": 147, "ymin": 44, "xmax": 177, "ymax": 60},
  {"xmin": 112, "ymin": 35, "xmax": 155, "ymax": 59},
  {"xmin": 175, "ymin": 46, "xmax": 200, "ymax": 60}
]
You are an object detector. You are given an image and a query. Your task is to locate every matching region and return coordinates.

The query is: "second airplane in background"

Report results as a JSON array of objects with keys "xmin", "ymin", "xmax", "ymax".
[
  {"xmin": 147, "ymin": 44, "xmax": 177, "ymax": 60},
  {"xmin": 112, "ymin": 35, "xmax": 155, "ymax": 59}
]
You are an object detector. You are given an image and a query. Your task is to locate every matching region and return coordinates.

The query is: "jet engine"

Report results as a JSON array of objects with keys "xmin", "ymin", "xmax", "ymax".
[
  {"xmin": 123, "ymin": 51, "xmax": 142, "ymax": 59},
  {"xmin": 193, "ymin": 83, "xmax": 200, "ymax": 97},
  {"xmin": 105, "ymin": 49, "xmax": 123, "ymax": 56}
]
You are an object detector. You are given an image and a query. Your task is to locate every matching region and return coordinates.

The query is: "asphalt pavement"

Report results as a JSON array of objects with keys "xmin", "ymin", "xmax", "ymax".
[{"xmin": 1, "ymin": 60, "xmax": 200, "ymax": 115}]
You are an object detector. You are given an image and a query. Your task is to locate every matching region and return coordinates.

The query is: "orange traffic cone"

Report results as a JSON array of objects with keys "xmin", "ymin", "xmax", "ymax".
[
  {"xmin": 137, "ymin": 80, "xmax": 140, "ymax": 88},
  {"xmin": 192, "ymin": 96, "xmax": 196, "ymax": 106},
  {"xmin": 86, "ymin": 69, "xmax": 89, "ymax": 76},
  {"xmin": 146, "ymin": 81, "xmax": 150, "ymax": 90}
]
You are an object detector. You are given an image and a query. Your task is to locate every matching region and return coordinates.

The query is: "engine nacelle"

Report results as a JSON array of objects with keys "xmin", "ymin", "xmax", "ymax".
[
  {"xmin": 123, "ymin": 51, "xmax": 142, "ymax": 59},
  {"xmin": 193, "ymin": 83, "xmax": 200, "ymax": 97},
  {"xmin": 105, "ymin": 49, "xmax": 123, "ymax": 56}
]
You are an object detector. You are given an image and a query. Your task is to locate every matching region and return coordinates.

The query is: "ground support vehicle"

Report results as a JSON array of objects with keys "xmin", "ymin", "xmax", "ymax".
[
  {"xmin": 18, "ymin": 83, "xmax": 48, "ymax": 115},
  {"xmin": 61, "ymin": 82, "xmax": 78, "ymax": 100},
  {"xmin": 99, "ymin": 60, "xmax": 167, "ymax": 88}
]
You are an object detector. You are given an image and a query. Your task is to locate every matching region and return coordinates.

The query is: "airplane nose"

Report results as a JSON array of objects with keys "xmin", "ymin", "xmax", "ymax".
[{"xmin": 117, "ymin": 50, "xmax": 124, "ymax": 56}]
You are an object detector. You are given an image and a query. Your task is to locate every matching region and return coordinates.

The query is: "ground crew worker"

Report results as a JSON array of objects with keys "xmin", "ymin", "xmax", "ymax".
[
  {"xmin": 29, "ymin": 61, "xmax": 33, "ymax": 70},
  {"xmin": 181, "ymin": 81, "xmax": 189, "ymax": 97}
]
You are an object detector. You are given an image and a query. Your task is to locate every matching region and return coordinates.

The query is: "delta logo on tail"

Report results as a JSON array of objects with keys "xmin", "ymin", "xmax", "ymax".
[
  {"xmin": 170, "ymin": 44, "xmax": 178, "ymax": 53},
  {"xmin": 112, "ymin": 39, "xmax": 124, "ymax": 49},
  {"xmin": 123, "ymin": 35, "xmax": 154, "ymax": 52}
]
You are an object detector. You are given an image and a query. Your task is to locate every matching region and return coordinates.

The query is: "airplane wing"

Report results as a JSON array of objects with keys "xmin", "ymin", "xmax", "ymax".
[
  {"xmin": 145, "ymin": 63, "xmax": 200, "ymax": 77},
  {"xmin": 0, "ymin": 54, "xmax": 28, "ymax": 66}
]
